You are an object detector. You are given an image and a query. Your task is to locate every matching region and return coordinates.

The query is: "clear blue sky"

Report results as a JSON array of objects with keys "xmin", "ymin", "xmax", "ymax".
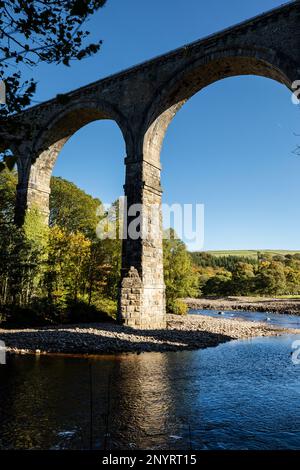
[{"xmin": 30, "ymin": 0, "xmax": 300, "ymax": 251}]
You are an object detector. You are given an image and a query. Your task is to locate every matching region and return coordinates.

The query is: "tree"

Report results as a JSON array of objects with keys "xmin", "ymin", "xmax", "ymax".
[
  {"xmin": 230, "ymin": 262, "xmax": 255, "ymax": 295},
  {"xmin": 46, "ymin": 225, "xmax": 91, "ymax": 305},
  {"xmin": 86, "ymin": 237, "xmax": 121, "ymax": 303},
  {"xmin": 256, "ymin": 261, "xmax": 286, "ymax": 296},
  {"xmin": 202, "ymin": 270, "xmax": 232, "ymax": 297},
  {"xmin": 0, "ymin": 0, "xmax": 107, "ymax": 170},
  {"xmin": 163, "ymin": 229, "xmax": 199, "ymax": 312},
  {"xmin": 284, "ymin": 266, "xmax": 300, "ymax": 295},
  {"xmin": 0, "ymin": 167, "xmax": 16, "ymax": 224},
  {"xmin": 50, "ymin": 176, "xmax": 101, "ymax": 239},
  {"xmin": 47, "ymin": 193, "xmax": 122, "ymax": 315},
  {"xmin": 0, "ymin": 211, "xmax": 48, "ymax": 309}
]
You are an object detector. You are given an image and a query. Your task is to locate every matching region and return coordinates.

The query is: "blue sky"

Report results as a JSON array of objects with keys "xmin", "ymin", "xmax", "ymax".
[{"xmin": 30, "ymin": 0, "xmax": 300, "ymax": 251}]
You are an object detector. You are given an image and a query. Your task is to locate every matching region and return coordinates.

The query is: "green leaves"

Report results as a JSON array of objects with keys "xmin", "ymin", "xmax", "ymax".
[
  {"xmin": 193, "ymin": 251, "xmax": 300, "ymax": 297},
  {"xmin": 0, "ymin": 0, "xmax": 107, "ymax": 174},
  {"xmin": 70, "ymin": 0, "xmax": 107, "ymax": 17},
  {"xmin": 163, "ymin": 232, "xmax": 200, "ymax": 310},
  {"xmin": 49, "ymin": 176, "xmax": 101, "ymax": 239},
  {"xmin": 70, "ymin": 0, "xmax": 90, "ymax": 17},
  {"xmin": 0, "ymin": 0, "xmax": 106, "ymax": 116}
]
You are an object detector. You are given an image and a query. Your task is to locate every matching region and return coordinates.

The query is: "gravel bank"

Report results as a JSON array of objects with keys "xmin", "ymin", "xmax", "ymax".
[
  {"xmin": 0, "ymin": 314, "xmax": 297, "ymax": 355},
  {"xmin": 185, "ymin": 297, "xmax": 300, "ymax": 316}
]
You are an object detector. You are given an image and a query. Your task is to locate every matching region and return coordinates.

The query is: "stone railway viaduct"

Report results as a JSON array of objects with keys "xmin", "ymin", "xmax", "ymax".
[{"xmin": 1, "ymin": 1, "xmax": 300, "ymax": 328}]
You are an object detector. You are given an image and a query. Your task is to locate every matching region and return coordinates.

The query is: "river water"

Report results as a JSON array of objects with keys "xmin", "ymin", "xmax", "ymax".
[
  {"xmin": 0, "ymin": 311, "xmax": 299, "ymax": 450},
  {"xmin": 190, "ymin": 308, "xmax": 300, "ymax": 330}
]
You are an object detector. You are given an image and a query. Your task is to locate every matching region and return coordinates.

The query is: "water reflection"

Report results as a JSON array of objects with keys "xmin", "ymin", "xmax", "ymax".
[
  {"xmin": 0, "ymin": 334, "xmax": 300, "ymax": 450},
  {"xmin": 100, "ymin": 354, "xmax": 174, "ymax": 450}
]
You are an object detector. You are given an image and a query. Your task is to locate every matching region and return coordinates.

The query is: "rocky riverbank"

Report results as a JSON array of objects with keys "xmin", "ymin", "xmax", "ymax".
[
  {"xmin": 185, "ymin": 297, "xmax": 300, "ymax": 316},
  {"xmin": 0, "ymin": 314, "xmax": 297, "ymax": 355}
]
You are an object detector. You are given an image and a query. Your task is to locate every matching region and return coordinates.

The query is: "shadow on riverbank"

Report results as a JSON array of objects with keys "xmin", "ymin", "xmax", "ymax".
[{"xmin": 0, "ymin": 319, "xmax": 234, "ymax": 355}]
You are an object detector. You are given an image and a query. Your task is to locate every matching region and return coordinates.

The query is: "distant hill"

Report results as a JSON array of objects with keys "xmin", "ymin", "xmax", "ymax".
[{"xmin": 204, "ymin": 250, "xmax": 300, "ymax": 259}]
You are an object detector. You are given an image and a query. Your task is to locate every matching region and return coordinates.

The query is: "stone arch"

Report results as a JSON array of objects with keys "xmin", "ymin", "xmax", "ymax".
[
  {"xmin": 142, "ymin": 47, "xmax": 297, "ymax": 165},
  {"xmin": 32, "ymin": 98, "xmax": 133, "ymax": 156},
  {"xmin": 16, "ymin": 99, "xmax": 131, "ymax": 224}
]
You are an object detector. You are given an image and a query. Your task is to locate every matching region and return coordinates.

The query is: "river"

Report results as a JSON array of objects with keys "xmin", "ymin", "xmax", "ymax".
[
  {"xmin": 0, "ymin": 310, "xmax": 299, "ymax": 450},
  {"xmin": 189, "ymin": 308, "xmax": 300, "ymax": 330}
]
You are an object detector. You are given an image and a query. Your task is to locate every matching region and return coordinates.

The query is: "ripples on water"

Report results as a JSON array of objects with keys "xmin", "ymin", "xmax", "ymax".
[
  {"xmin": 190, "ymin": 309, "xmax": 300, "ymax": 330},
  {"xmin": 0, "ymin": 331, "xmax": 299, "ymax": 450}
]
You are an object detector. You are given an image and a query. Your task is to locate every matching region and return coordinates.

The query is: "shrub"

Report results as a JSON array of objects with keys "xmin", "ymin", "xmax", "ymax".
[
  {"xmin": 93, "ymin": 298, "xmax": 117, "ymax": 319},
  {"xmin": 168, "ymin": 299, "xmax": 188, "ymax": 315},
  {"xmin": 2, "ymin": 305, "xmax": 52, "ymax": 327},
  {"xmin": 66, "ymin": 299, "xmax": 115, "ymax": 324}
]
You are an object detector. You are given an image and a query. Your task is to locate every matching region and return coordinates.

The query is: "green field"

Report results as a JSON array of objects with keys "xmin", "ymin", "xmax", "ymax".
[{"xmin": 205, "ymin": 250, "xmax": 300, "ymax": 259}]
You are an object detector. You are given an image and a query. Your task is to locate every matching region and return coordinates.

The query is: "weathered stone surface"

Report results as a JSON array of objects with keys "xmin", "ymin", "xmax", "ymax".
[
  {"xmin": 2, "ymin": 2, "xmax": 300, "ymax": 329},
  {"xmin": 118, "ymin": 267, "xmax": 165, "ymax": 329}
]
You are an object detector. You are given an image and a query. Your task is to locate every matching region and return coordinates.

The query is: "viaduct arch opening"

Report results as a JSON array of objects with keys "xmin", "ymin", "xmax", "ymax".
[
  {"xmin": 142, "ymin": 53, "xmax": 294, "ymax": 169},
  {"xmin": 16, "ymin": 102, "xmax": 129, "ymax": 225},
  {"xmin": 160, "ymin": 74, "xmax": 298, "ymax": 252}
]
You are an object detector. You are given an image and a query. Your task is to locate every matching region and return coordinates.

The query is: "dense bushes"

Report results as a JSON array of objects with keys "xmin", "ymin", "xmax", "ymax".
[
  {"xmin": 194, "ymin": 252, "xmax": 300, "ymax": 297},
  {"xmin": 163, "ymin": 230, "xmax": 199, "ymax": 314},
  {"xmin": 168, "ymin": 299, "xmax": 188, "ymax": 316},
  {"xmin": 0, "ymin": 171, "xmax": 121, "ymax": 325}
]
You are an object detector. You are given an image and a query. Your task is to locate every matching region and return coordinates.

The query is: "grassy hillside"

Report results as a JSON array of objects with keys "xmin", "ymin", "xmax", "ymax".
[{"xmin": 205, "ymin": 250, "xmax": 300, "ymax": 259}]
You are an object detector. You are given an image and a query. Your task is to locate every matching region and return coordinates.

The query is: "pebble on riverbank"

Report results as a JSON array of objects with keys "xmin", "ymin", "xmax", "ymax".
[{"xmin": 0, "ymin": 314, "xmax": 297, "ymax": 356}]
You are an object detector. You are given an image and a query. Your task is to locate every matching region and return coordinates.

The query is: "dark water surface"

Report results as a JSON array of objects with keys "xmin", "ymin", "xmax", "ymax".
[
  {"xmin": 190, "ymin": 308, "xmax": 300, "ymax": 330},
  {"xmin": 0, "ymin": 330, "xmax": 299, "ymax": 450}
]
